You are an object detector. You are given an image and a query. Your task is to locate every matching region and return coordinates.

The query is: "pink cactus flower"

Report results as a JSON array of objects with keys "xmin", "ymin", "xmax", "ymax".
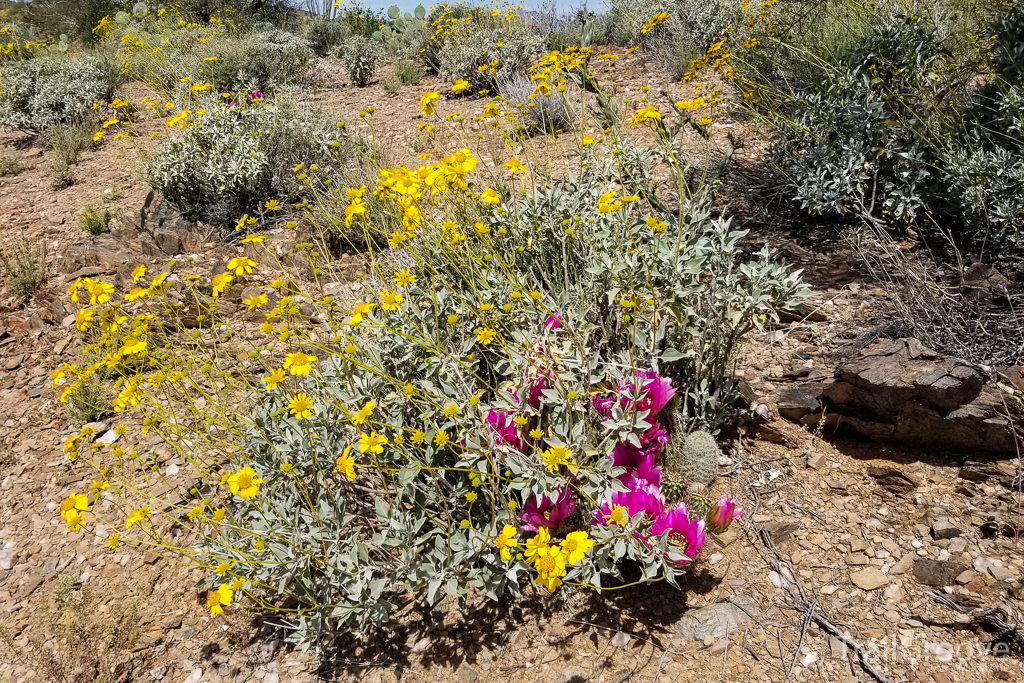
[
  {"xmin": 520, "ymin": 485, "xmax": 576, "ymax": 532},
  {"xmin": 486, "ymin": 409, "xmax": 520, "ymax": 449},
  {"xmin": 706, "ymin": 496, "xmax": 743, "ymax": 534},
  {"xmin": 609, "ymin": 423, "xmax": 669, "ymax": 471},
  {"xmin": 595, "ymin": 486, "xmax": 665, "ymax": 526},
  {"xmin": 592, "ymin": 370, "xmax": 676, "ymax": 420},
  {"xmin": 544, "ymin": 314, "xmax": 562, "ymax": 330},
  {"xmin": 650, "ymin": 504, "xmax": 707, "ymax": 559}
]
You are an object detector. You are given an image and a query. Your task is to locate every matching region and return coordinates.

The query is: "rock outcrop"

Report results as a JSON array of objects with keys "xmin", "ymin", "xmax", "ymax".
[{"xmin": 776, "ymin": 338, "xmax": 1018, "ymax": 452}]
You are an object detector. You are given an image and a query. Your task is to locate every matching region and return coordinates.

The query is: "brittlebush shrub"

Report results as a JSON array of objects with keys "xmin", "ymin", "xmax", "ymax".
[
  {"xmin": 145, "ymin": 95, "xmax": 364, "ymax": 226},
  {"xmin": 52, "ymin": 24, "xmax": 803, "ymax": 650},
  {"xmin": 0, "ymin": 55, "xmax": 112, "ymax": 133}
]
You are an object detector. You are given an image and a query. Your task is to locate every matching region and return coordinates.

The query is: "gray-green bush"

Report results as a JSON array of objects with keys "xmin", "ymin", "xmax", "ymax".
[
  {"xmin": 339, "ymin": 36, "xmax": 385, "ymax": 86},
  {"xmin": 0, "ymin": 56, "xmax": 112, "ymax": 133}
]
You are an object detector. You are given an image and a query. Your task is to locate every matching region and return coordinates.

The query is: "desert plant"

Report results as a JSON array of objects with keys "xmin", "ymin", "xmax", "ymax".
[
  {"xmin": 304, "ymin": 15, "xmax": 350, "ymax": 57},
  {"xmin": 203, "ymin": 27, "xmax": 313, "ymax": 93},
  {"xmin": 145, "ymin": 95, "xmax": 363, "ymax": 225},
  {"xmin": 372, "ymin": 4, "xmax": 426, "ymax": 52},
  {"xmin": 0, "ymin": 55, "xmax": 112, "ymax": 133},
  {"xmin": 80, "ymin": 206, "xmax": 111, "ymax": 235},
  {"xmin": 336, "ymin": 2, "xmax": 389, "ymax": 39},
  {"xmin": 0, "ymin": 154, "xmax": 22, "ymax": 176},
  {"xmin": 395, "ymin": 57, "xmax": 422, "ymax": 85},
  {"xmin": 435, "ymin": 15, "xmax": 544, "ymax": 91},
  {"xmin": 339, "ymin": 35, "xmax": 385, "ymax": 86},
  {"xmin": 500, "ymin": 71, "xmax": 576, "ymax": 135},
  {"xmin": 0, "ymin": 236, "xmax": 47, "ymax": 301},
  {"xmin": 44, "ymin": 121, "xmax": 96, "ymax": 167},
  {"xmin": 382, "ymin": 73, "xmax": 402, "ymax": 94}
]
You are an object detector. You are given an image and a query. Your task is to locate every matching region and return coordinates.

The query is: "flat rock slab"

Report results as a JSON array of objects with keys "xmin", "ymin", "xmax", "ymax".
[
  {"xmin": 913, "ymin": 558, "xmax": 969, "ymax": 587},
  {"xmin": 850, "ymin": 567, "xmax": 889, "ymax": 590},
  {"xmin": 671, "ymin": 595, "xmax": 760, "ymax": 641}
]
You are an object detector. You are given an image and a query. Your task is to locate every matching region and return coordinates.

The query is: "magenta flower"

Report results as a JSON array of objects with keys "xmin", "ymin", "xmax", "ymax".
[
  {"xmin": 650, "ymin": 504, "xmax": 707, "ymax": 559},
  {"xmin": 595, "ymin": 486, "xmax": 665, "ymax": 526},
  {"xmin": 249, "ymin": 91, "xmax": 263, "ymax": 100},
  {"xmin": 592, "ymin": 370, "xmax": 676, "ymax": 420},
  {"xmin": 706, "ymin": 495, "xmax": 743, "ymax": 534},
  {"xmin": 486, "ymin": 409, "xmax": 520, "ymax": 449},
  {"xmin": 520, "ymin": 485, "xmax": 576, "ymax": 532},
  {"xmin": 609, "ymin": 423, "xmax": 669, "ymax": 471},
  {"xmin": 543, "ymin": 314, "xmax": 562, "ymax": 330}
]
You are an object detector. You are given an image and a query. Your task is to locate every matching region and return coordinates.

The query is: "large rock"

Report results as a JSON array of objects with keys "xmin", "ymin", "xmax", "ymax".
[
  {"xmin": 671, "ymin": 595, "xmax": 759, "ymax": 640},
  {"xmin": 778, "ymin": 338, "xmax": 1016, "ymax": 452}
]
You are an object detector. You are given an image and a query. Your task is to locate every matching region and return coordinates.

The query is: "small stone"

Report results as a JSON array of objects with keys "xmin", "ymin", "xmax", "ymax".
[
  {"xmin": 931, "ymin": 520, "xmax": 961, "ymax": 540},
  {"xmin": 989, "ymin": 565, "xmax": 1017, "ymax": 582},
  {"xmin": 150, "ymin": 664, "xmax": 169, "ymax": 680},
  {"xmin": 956, "ymin": 570, "xmax": 979, "ymax": 585},
  {"xmin": 0, "ymin": 549, "xmax": 15, "ymax": 571},
  {"xmin": 850, "ymin": 568, "xmax": 889, "ymax": 591},
  {"xmin": 913, "ymin": 559, "xmax": 968, "ymax": 587},
  {"xmin": 182, "ymin": 668, "xmax": 202, "ymax": 683},
  {"xmin": 807, "ymin": 453, "xmax": 825, "ymax": 470},
  {"xmin": 410, "ymin": 637, "xmax": 431, "ymax": 654},
  {"xmin": 611, "ymin": 631, "xmax": 630, "ymax": 649}
]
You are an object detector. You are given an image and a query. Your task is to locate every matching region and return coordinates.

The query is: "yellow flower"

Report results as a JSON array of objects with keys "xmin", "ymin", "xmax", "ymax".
[
  {"xmin": 107, "ymin": 533, "xmax": 120, "ymax": 549},
  {"xmin": 675, "ymin": 97, "xmax": 706, "ymax": 110},
  {"xmin": 403, "ymin": 383, "xmax": 416, "ymax": 397},
  {"xmin": 265, "ymin": 199, "xmax": 280, "ymax": 210},
  {"xmin": 289, "ymin": 393, "xmax": 315, "ymax": 419},
  {"xmin": 206, "ymin": 584, "xmax": 233, "ymax": 616},
  {"xmin": 240, "ymin": 234, "xmax": 265, "ymax": 244},
  {"xmin": 433, "ymin": 430, "xmax": 450, "ymax": 448},
  {"xmin": 646, "ymin": 216, "xmax": 667, "ymax": 232},
  {"xmin": 211, "ymin": 272, "xmax": 233, "ymax": 298},
  {"xmin": 466, "ymin": 492, "xmax": 478, "ymax": 503},
  {"xmin": 132, "ymin": 264, "xmax": 147, "ymax": 282},
  {"xmin": 64, "ymin": 509, "xmax": 87, "ymax": 531},
  {"xmin": 743, "ymin": 38, "xmax": 758, "ymax": 49},
  {"xmin": 214, "ymin": 559, "xmax": 234, "ymax": 576},
  {"xmin": 604, "ymin": 503, "xmax": 629, "ymax": 527},
  {"xmin": 698, "ymin": 115, "xmax": 713, "ymax": 126},
  {"xmin": 495, "ymin": 524, "xmax": 518, "ymax": 561},
  {"xmin": 629, "ymin": 105, "xmax": 661, "ymax": 126},
  {"xmin": 480, "ymin": 188, "xmax": 501, "ymax": 205},
  {"xmin": 358, "ymin": 431, "xmax": 388, "ymax": 454},
  {"xmin": 351, "ymin": 400, "xmax": 375, "ymax": 425},
  {"xmin": 227, "ymin": 466, "xmax": 263, "ymax": 499},
  {"xmin": 513, "ymin": 415, "xmax": 528, "ymax": 427},
  {"xmin": 420, "ymin": 90, "xmax": 440, "ymax": 115},
  {"xmin": 228, "ymin": 257, "xmax": 255, "ymax": 275},
  {"xmin": 541, "ymin": 445, "xmax": 572, "ymax": 472},
  {"xmin": 74, "ymin": 308, "xmax": 96, "ymax": 331},
  {"xmin": 349, "ymin": 302, "xmax": 374, "ymax": 326},
  {"xmin": 501, "ymin": 159, "xmax": 525, "ymax": 173},
  {"xmin": 120, "ymin": 338, "xmax": 147, "ymax": 356},
  {"xmin": 475, "ymin": 327, "xmax": 497, "ymax": 345},
  {"xmin": 262, "ymin": 368, "xmax": 285, "ymax": 389},
  {"xmin": 243, "ymin": 293, "xmax": 267, "ymax": 310},
  {"xmin": 280, "ymin": 462, "xmax": 293, "ymax": 474},
  {"xmin": 524, "ymin": 526, "xmax": 551, "ymax": 563},
  {"xmin": 410, "ymin": 429, "xmax": 425, "ymax": 444},
  {"xmin": 125, "ymin": 286, "xmax": 147, "ymax": 302},
  {"xmin": 87, "ymin": 280, "xmax": 114, "ymax": 305},
  {"xmin": 641, "ymin": 11, "xmax": 669, "ymax": 34},
  {"xmin": 581, "ymin": 135, "xmax": 596, "ymax": 145},
  {"xmin": 187, "ymin": 505, "xmax": 204, "ymax": 521},
  {"xmin": 336, "ymin": 445, "xmax": 357, "ymax": 481},
  {"xmin": 284, "ymin": 351, "xmax": 316, "ymax": 375},
  {"xmin": 394, "ymin": 269, "xmax": 415, "ymax": 286},
  {"xmin": 60, "ymin": 493, "xmax": 88, "ymax": 521},
  {"xmin": 125, "ymin": 506, "xmax": 152, "ymax": 529},
  {"xmin": 529, "ymin": 428, "xmax": 543, "ymax": 439},
  {"xmin": 533, "ymin": 545, "xmax": 568, "ymax": 592},
  {"xmin": 452, "ymin": 79, "xmax": 470, "ymax": 93},
  {"xmin": 443, "ymin": 403, "xmax": 459, "ymax": 417},
  {"xmin": 379, "ymin": 290, "xmax": 402, "ymax": 311},
  {"xmin": 596, "ymin": 190, "xmax": 623, "ymax": 214},
  {"xmin": 560, "ymin": 531, "xmax": 593, "ymax": 565},
  {"xmin": 212, "ymin": 507, "xmax": 226, "ymax": 523}
]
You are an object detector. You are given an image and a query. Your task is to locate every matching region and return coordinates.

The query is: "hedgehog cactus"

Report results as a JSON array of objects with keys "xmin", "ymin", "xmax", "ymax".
[{"xmin": 662, "ymin": 428, "xmax": 721, "ymax": 500}]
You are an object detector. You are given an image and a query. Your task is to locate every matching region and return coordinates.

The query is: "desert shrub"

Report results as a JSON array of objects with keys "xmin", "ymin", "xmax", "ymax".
[
  {"xmin": 382, "ymin": 73, "xmax": 402, "ymax": 94},
  {"xmin": 56, "ymin": 48, "xmax": 804, "ymax": 650},
  {"xmin": 0, "ymin": 55, "xmax": 112, "ymax": 133},
  {"xmin": 396, "ymin": 57, "xmax": 422, "ymax": 85},
  {"xmin": 0, "ymin": 22, "xmax": 42, "ymax": 62},
  {"xmin": 145, "ymin": 96, "xmax": 362, "ymax": 225},
  {"xmin": 80, "ymin": 206, "xmax": 112, "ymax": 235},
  {"xmin": 336, "ymin": 2, "xmax": 389, "ymax": 39},
  {"xmin": 500, "ymin": 71, "xmax": 576, "ymax": 135},
  {"xmin": 204, "ymin": 27, "xmax": 313, "ymax": 92},
  {"xmin": 435, "ymin": 13, "xmax": 544, "ymax": 90},
  {"xmin": 0, "ymin": 154, "xmax": 22, "ymax": 176},
  {"xmin": 44, "ymin": 120, "xmax": 96, "ymax": 167},
  {"xmin": 303, "ymin": 15, "xmax": 350, "ymax": 57},
  {"xmin": 338, "ymin": 35, "xmax": 384, "ymax": 86},
  {"xmin": 759, "ymin": 8, "xmax": 1024, "ymax": 253},
  {"xmin": 0, "ymin": 236, "xmax": 47, "ymax": 301}
]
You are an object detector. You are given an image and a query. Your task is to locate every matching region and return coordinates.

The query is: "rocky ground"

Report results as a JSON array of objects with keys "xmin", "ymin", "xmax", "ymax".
[{"xmin": 1, "ymin": 50, "xmax": 1024, "ymax": 683}]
